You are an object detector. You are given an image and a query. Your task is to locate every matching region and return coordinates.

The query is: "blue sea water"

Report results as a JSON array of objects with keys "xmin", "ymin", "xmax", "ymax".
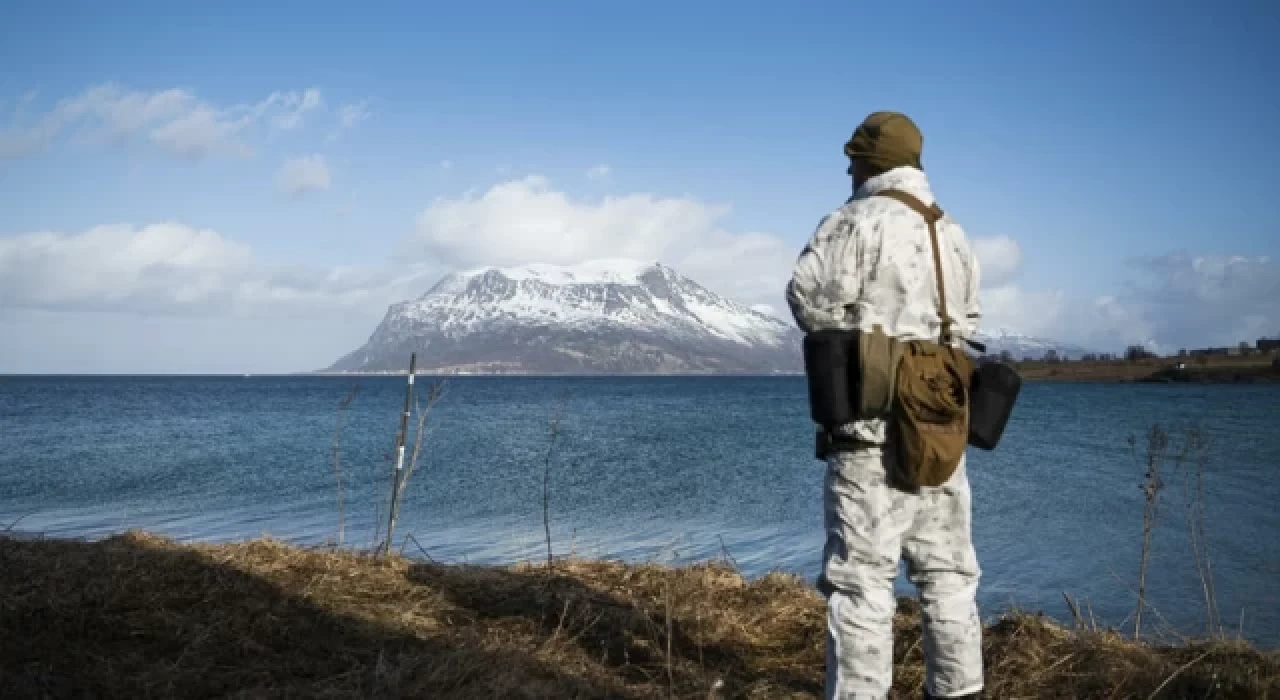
[{"xmin": 1, "ymin": 375, "xmax": 1277, "ymax": 647}]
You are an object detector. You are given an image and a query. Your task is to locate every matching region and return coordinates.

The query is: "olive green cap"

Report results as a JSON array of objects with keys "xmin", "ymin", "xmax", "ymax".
[{"xmin": 843, "ymin": 111, "xmax": 923, "ymax": 171}]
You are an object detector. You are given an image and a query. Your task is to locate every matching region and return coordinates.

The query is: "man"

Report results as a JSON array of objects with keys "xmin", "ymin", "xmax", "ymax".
[{"xmin": 786, "ymin": 111, "xmax": 984, "ymax": 700}]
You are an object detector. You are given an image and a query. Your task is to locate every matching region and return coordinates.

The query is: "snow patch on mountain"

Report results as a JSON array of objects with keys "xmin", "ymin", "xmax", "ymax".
[
  {"xmin": 973, "ymin": 327, "xmax": 1093, "ymax": 360},
  {"xmin": 459, "ymin": 258, "xmax": 654, "ymax": 286}
]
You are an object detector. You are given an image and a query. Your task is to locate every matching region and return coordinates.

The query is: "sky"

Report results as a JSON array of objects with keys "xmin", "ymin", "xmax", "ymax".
[{"xmin": 1, "ymin": 0, "xmax": 1278, "ymax": 373}]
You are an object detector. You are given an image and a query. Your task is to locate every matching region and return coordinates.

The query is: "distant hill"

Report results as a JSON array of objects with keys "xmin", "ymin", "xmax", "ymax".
[
  {"xmin": 971, "ymin": 328, "xmax": 1094, "ymax": 361},
  {"xmin": 326, "ymin": 260, "xmax": 803, "ymax": 374}
]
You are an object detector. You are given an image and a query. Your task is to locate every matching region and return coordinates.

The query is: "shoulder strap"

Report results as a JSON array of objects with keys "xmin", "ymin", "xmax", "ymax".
[{"xmin": 874, "ymin": 189, "xmax": 953, "ymax": 344}]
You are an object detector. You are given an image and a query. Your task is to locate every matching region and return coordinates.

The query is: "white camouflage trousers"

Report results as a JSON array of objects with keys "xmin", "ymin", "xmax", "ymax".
[{"xmin": 821, "ymin": 445, "xmax": 984, "ymax": 699}]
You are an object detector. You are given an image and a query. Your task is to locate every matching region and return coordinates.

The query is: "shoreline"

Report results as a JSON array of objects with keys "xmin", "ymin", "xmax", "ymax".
[
  {"xmin": 4, "ymin": 357, "xmax": 1277, "ymax": 384},
  {"xmin": 2, "ymin": 530, "xmax": 1276, "ymax": 698}
]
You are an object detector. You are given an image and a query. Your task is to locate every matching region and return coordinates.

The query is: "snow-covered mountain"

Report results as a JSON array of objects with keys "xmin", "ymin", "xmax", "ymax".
[
  {"xmin": 327, "ymin": 260, "xmax": 804, "ymax": 374},
  {"xmin": 971, "ymin": 328, "xmax": 1093, "ymax": 360}
]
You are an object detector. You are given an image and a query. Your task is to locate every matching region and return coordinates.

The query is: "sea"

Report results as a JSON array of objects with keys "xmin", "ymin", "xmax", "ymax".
[{"xmin": 1, "ymin": 375, "xmax": 1277, "ymax": 647}]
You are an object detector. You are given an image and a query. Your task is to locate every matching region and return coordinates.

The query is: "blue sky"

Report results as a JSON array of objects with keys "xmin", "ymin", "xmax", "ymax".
[{"xmin": 1, "ymin": 0, "xmax": 1278, "ymax": 373}]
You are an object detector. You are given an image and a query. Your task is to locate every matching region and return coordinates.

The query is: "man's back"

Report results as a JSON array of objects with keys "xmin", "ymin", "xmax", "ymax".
[
  {"xmin": 788, "ymin": 165, "xmax": 980, "ymax": 344},
  {"xmin": 787, "ymin": 164, "xmax": 981, "ymax": 443}
]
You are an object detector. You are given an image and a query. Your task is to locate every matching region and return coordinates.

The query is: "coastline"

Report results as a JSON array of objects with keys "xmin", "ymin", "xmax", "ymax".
[
  {"xmin": 5, "ymin": 355, "xmax": 1276, "ymax": 384},
  {"xmin": 308, "ymin": 356, "xmax": 1280, "ymax": 384},
  {"xmin": 2, "ymin": 531, "xmax": 1276, "ymax": 699},
  {"xmin": 1012, "ymin": 355, "xmax": 1279, "ymax": 384}
]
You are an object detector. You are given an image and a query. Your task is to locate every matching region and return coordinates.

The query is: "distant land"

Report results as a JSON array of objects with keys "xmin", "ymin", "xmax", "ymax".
[
  {"xmin": 324, "ymin": 259, "xmax": 1091, "ymax": 376},
  {"xmin": 1014, "ymin": 353, "xmax": 1279, "ymax": 384}
]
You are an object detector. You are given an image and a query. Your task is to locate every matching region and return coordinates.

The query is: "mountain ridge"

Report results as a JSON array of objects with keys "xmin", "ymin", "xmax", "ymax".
[{"xmin": 327, "ymin": 260, "xmax": 804, "ymax": 374}]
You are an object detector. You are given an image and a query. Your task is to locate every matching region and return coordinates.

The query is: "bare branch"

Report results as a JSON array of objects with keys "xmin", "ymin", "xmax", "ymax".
[
  {"xmin": 544, "ymin": 392, "xmax": 569, "ymax": 571},
  {"xmin": 331, "ymin": 385, "xmax": 359, "ymax": 547},
  {"xmin": 1134, "ymin": 423, "xmax": 1167, "ymax": 640}
]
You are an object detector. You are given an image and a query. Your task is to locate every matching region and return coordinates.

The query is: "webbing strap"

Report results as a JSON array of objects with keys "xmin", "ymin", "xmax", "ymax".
[{"xmin": 874, "ymin": 189, "xmax": 952, "ymax": 343}]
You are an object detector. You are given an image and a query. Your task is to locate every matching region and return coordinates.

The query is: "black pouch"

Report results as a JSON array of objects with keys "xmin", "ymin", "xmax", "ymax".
[
  {"xmin": 967, "ymin": 359, "xmax": 1021, "ymax": 450},
  {"xmin": 802, "ymin": 330, "xmax": 859, "ymax": 427}
]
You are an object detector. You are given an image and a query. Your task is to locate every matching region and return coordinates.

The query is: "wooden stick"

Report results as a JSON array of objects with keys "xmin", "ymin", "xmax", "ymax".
[{"xmin": 383, "ymin": 353, "xmax": 416, "ymax": 555}]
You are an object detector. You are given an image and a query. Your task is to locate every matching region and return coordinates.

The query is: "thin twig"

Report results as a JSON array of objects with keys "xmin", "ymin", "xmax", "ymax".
[
  {"xmin": 901, "ymin": 634, "xmax": 922, "ymax": 661},
  {"xmin": 404, "ymin": 532, "xmax": 437, "ymax": 563},
  {"xmin": 373, "ymin": 495, "xmax": 384, "ymax": 552},
  {"xmin": 1063, "ymin": 592, "xmax": 1084, "ymax": 629},
  {"xmin": 542, "ymin": 596, "xmax": 573, "ymax": 650},
  {"xmin": 403, "ymin": 382, "xmax": 446, "ymax": 488},
  {"xmin": 1146, "ymin": 650, "xmax": 1213, "ymax": 700},
  {"xmin": 1190, "ymin": 427, "xmax": 1220, "ymax": 637},
  {"xmin": 3, "ymin": 511, "xmax": 36, "ymax": 533},
  {"xmin": 717, "ymin": 535, "xmax": 740, "ymax": 574},
  {"xmin": 1134, "ymin": 424, "xmax": 1167, "ymax": 640},
  {"xmin": 1032, "ymin": 652, "xmax": 1077, "ymax": 681},
  {"xmin": 331, "ymin": 385, "xmax": 359, "ymax": 547},
  {"xmin": 664, "ymin": 577, "xmax": 674, "ymax": 698},
  {"xmin": 543, "ymin": 392, "xmax": 568, "ymax": 571}
]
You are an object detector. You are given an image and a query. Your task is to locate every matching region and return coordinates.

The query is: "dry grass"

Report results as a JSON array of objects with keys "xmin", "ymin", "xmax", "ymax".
[{"xmin": 2, "ymin": 532, "xmax": 1276, "ymax": 699}]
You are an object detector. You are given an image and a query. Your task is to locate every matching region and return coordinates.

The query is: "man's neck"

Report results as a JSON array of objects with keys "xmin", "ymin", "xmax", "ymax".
[{"xmin": 852, "ymin": 166, "xmax": 930, "ymax": 201}]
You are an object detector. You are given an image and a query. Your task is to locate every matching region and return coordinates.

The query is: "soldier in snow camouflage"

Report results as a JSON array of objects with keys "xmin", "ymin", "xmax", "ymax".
[{"xmin": 787, "ymin": 112, "xmax": 985, "ymax": 700}]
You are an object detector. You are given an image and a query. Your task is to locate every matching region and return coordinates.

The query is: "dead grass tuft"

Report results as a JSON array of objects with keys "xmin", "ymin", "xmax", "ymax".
[{"xmin": 1, "ymin": 532, "xmax": 1275, "ymax": 699}]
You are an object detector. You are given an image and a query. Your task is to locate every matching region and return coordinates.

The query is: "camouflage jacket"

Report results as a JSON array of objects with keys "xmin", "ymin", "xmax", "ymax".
[{"xmin": 786, "ymin": 165, "xmax": 981, "ymax": 443}]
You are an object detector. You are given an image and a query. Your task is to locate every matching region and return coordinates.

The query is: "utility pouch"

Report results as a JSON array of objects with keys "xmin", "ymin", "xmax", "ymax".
[
  {"xmin": 872, "ymin": 189, "xmax": 973, "ymax": 490},
  {"xmin": 803, "ymin": 324, "xmax": 905, "ymax": 429},
  {"xmin": 855, "ymin": 325, "xmax": 902, "ymax": 419},
  {"xmin": 967, "ymin": 359, "xmax": 1021, "ymax": 450},
  {"xmin": 802, "ymin": 329, "xmax": 859, "ymax": 427}
]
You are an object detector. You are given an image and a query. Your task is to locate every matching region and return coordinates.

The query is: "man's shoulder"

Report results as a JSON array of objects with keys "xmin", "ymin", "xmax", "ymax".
[
  {"xmin": 810, "ymin": 203, "xmax": 858, "ymax": 243},
  {"xmin": 812, "ymin": 197, "xmax": 896, "ymax": 236},
  {"xmin": 838, "ymin": 193, "xmax": 900, "ymax": 217}
]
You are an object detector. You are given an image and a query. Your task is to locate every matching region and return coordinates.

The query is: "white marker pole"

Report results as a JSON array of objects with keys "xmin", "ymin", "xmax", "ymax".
[{"xmin": 383, "ymin": 352, "xmax": 416, "ymax": 554}]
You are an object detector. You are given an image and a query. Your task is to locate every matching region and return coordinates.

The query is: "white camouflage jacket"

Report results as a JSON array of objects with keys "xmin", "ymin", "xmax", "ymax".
[{"xmin": 786, "ymin": 165, "xmax": 981, "ymax": 443}]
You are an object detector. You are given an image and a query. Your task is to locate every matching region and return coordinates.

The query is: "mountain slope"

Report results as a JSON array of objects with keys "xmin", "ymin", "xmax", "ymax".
[
  {"xmin": 971, "ymin": 328, "xmax": 1094, "ymax": 360},
  {"xmin": 327, "ymin": 260, "xmax": 804, "ymax": 374}
]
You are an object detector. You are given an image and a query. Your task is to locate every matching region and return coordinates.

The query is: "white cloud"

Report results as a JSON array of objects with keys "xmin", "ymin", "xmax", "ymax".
[
  {"xmin": 439, "ymin": 159, "xmax": 454, "ymax": 170},
  {"xmin": 0, "ymin": 223, "xmax": 429, "ymax": 318},
  {"xmin": 411, "ymin": 175, "xmax": 794, "ymax": 309},
  {"xmin": 415, "ymin": 176, "xmax": 722, "ymax": 266},
  {"xmin": 1106, "ymin": 253, "xmax": 1279, "ymax": 351},
  {"xmin": 0, "ymin": 83, "xmax": 327, "ymax": 160},
  {"xmin": 276, "ymin": 154, "xmax": 332, "ymax": 196},
  {"xmin": 326, "ymin": 100, "xmax": 372, "ymax": 142},
  {"xmin": 966, "ymin": 253, "xmax": 1280, "ymax": 354},
  {"xmin": 337, "ymin": 101, "xmax": 371, "ymax": 129},
  {"xmin": 970, "ymin": 235, "xmax": 1022, "ymax": 288},
  {"xmin": 412, "ymin": 176, "xmax": 793, "ymax": 309},
  {"xmin": 0, "ymin": 118, "xmax": 60, "ymax": 159},
  {"xmin": 975, "ymin": 284, "xmax": 1068, "ymax": 335},
  {"xmin": 586, "ymin": 164, "xmax": 611, "ymax": 181},
  {"xmin": 273, "ymin": 88, "xmax": 324, "ymax": 130}
]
